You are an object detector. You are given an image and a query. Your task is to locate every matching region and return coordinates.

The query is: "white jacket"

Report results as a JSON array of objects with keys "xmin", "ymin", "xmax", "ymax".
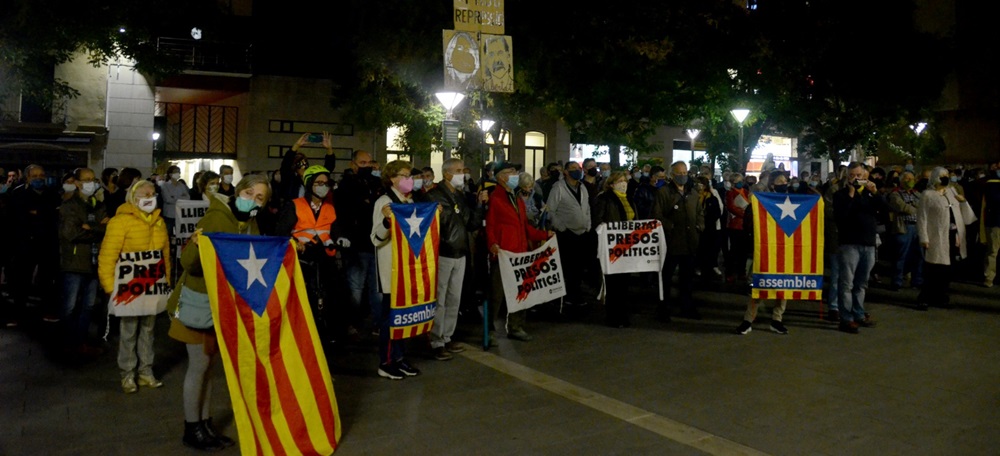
[{"xmin": 370, "ymin": 187, "xmax": 413, "ymax": 293}]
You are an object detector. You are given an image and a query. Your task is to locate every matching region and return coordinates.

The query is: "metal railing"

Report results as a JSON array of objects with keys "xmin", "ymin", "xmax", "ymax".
[{"xmin": 156, "ymin": 37, "xmax": 253, "ymax": 74}]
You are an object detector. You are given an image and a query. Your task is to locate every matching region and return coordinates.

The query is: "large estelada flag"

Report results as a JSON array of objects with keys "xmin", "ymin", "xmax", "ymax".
[
  {"xmin": 751, "ymin": 192, "xmax": 824, "ymax": 300},
  {"xmin": 199, "ymin": 233, "xmax": 341, "ymax": 455},
  {"xmin": 388, "ymin": 202, "xmax": 440, "ymax": 340}
]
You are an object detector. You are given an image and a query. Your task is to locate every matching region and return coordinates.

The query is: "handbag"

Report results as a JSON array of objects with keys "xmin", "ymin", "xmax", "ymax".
[{"xmin": 176, "ymin": 285, "xmax": 213, "ymax": 329}]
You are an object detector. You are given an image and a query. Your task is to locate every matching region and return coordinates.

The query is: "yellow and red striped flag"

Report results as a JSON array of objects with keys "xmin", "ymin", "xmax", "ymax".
[
  {"xmin": 388, "ymin": 202, "xmax": 440, "ymax": 340},
  {"xmin": 200, "ymin": 233, "xmax": 341, "ymax": 455},
  {"xmin": 751, "ymin": 192, "xmax": 825, "ymax": 300}
]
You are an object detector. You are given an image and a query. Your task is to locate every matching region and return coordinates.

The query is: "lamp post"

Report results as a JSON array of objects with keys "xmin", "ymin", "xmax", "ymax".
[
  {"xmin": 477, "ymin": 119, "xmax": 495, "ymax": 164},
  {"xmin": 686, "ymin": 128, "xmax": 701, "ymax": 173},
  {"xmin": 730, "ymin": 108, "xmax": 750, "ymax": 171},
  {"xmin": 435, "ymin": 91, "xmax": 465, "ymax": 153}
]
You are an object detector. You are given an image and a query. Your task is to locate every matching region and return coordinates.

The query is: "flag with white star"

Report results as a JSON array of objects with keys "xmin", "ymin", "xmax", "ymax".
[
  {"xmin": 199, "ymin": 233, "xmax": 341, "ymax": 455},
  {"xmin": 750, "ymin": 192, "xmax": 825, "ymax": 300},
  {"xmin": 388, "ymin": 202, "xmax": 440, "ymax": 340}
]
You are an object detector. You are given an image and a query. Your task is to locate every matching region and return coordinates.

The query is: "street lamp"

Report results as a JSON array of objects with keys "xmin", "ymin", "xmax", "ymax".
[
  {"xmin": 477, "ymin": 119, "xmax": 495, "ymax": 163},
  {"xmin": 730, "ymin": 108, "xmax": 750, "ymax": 170},
  {"xmin": 911, "ymin": 122, "xmax": 927, "ymax": 135},
  {"xmin": 686, "ymin": 128, "xmax": 700, "ymax": 156},
  {"xmin": 436, "ymin": 92, "xmax": 465, "ymax": 153},
  {"xmin": 435, "ymin": 92, "xmax": 465, "ymax": 118}
]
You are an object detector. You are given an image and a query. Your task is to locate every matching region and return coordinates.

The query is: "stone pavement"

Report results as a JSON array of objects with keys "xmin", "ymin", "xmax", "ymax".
[{"xmin": 2, "ymin": 277, "xmax": 999, "ymax": 456}]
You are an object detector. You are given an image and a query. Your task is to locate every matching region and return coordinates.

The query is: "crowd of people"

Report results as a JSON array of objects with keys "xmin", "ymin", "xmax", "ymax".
[{"xmin": 1, "ymin": 143, "xmax": 999, "ymax": 450}]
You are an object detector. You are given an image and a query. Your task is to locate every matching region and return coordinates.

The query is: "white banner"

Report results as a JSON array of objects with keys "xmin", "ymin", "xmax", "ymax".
[
  {"xmin": 174, "ymin": 199, "xmax": 210, "ymax": 239},
  {"xmin": 595, "ymin": 219, "xmax": 667, "ymax": 300},
  {"xmin": 107, "ymin": 250, "xmax": 171, "ymax": 316},
  {"xmin": 498, "ymin": 237, "xmax": 566, "ymax": 314}
]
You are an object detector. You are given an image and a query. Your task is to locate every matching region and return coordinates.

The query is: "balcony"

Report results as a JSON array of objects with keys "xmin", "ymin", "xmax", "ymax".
[{"xmin": 156, "ymin": 37, "xmax": 253, "ymax": 76}]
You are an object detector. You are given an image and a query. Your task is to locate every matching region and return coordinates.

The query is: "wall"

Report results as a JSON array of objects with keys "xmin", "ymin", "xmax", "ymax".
[{"xmin": 103, "ymin": 58, "xmax": 155, "ymax": 172}]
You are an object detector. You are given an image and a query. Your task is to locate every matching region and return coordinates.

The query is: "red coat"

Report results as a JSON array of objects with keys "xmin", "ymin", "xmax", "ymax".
[{"xmin": 486, "ymin": 186, "xmax": 549, "ymax": 254}]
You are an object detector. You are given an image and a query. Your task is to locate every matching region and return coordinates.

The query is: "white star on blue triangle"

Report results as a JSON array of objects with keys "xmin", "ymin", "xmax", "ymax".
[{"xmin": 757, "ymin": 192, "xmax": 820, "ymax": 236}]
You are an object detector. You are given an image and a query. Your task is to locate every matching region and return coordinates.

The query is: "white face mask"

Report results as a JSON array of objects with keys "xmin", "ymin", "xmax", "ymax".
[
  {"xmin": 170, "ymin": 173, "xmax": 181, "ymax": 181},
  {"xmin": 613, "ymin": 181, "xmax": 628, "ymax": 194},
  {"xmin": 413, "ymin": 178, "xmax": 424, "ymax": 191},
  {"xmin": 313, "ymin": 185, "xmax": 330, "ymax": 199},
  {"xmin": 206, "ymin": 184, "xmax": 219, "ymax": 194},
  {"xmin": 62, "ymin": 183, "xmax": 77, "ymax": 194},
  {"xmin": 450, "ymin": 173, "xmax": 466, "ymax": 190},
  {"xmin": 137, "ymin": 196, "xmax": 157, "ymax": 213},
  {"xmin": 223, "ymin": 174, "xmax": 234, "ymax": 184},
  {"xmin": 81, "ymin": 181, "xmax": 99, "ymax": 197}
]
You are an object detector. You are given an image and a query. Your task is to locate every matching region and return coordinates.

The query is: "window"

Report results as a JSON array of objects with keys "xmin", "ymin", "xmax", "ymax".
[
  {"xmin": 524, "ymin": 131, "xmax": 546, "ymax": 180},
  {"xmin": 485, "ymin": 128, "xmax": 510, "ymax": 162}
]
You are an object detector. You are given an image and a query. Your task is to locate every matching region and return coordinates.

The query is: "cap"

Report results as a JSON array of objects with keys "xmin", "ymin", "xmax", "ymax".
[
  {"xmin": 302, "ymin": 165, "xmax": 331, "ymax": 187},
  {"xmin": 494, "ymin": 161, "xmax": 522, "ymax": 174}
]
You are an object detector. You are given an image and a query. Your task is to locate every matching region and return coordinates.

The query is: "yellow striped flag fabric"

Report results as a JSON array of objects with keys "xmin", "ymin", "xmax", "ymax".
[
  {"xmin": 388, "ymin": 202, "xmax": 440, "ymax": 340},
  {"xmin": 751, "ymin": 192, "xmax": 825, "ymax": 300},
  {"xmin": 200, "ymin": 233, "xmax": 341, "ymax": 455}
]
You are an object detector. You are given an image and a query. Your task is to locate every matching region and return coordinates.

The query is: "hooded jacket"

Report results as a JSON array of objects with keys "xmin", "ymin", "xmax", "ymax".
[{"xmin": 97, "ymin": 184, "xmax": 171, "ymax": 294}]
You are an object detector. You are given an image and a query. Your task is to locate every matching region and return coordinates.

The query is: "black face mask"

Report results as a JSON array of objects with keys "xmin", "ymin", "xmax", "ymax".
[
  {"xmin": 357, "ymin": 167, "xmax": 373, "ymax": 177},
  {"xmin": 939, "ymin": 176, "xmax": 951, "ymax": 187},
  {"xmin": 587, "ymin": 168, "xmax": 599, "ymax": 177},
  {"xmin": 773, "ymin": 184, "xmax": 788, "ymax": 193}
]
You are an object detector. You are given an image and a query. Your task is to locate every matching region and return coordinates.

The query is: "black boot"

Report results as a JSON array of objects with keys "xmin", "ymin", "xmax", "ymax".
[
  {"xmin": 202, "ymin": 418, "xmax": 235, "ymax": 448},
  {"xmin": 183, "ymin": 421, "xmax": 225, "ymax": 451}
]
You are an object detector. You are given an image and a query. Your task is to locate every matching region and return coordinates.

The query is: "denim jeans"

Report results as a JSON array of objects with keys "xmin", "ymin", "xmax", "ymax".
[
  {"xmin": 893, "ymin": 224, "xmax": 924, "ymax": 287},
  {"xmin": 60, "ymin": 272, "xmax": 99, "ymax": 345},
  {"xmin": 824, "ymin": 252, "xmax": 841, "ymax": 312},
  {"xmin": 345, "ymin": 251, "xmax": 382, "ymax": 324},
  {"xmin": 839, "ymin": 244, "xmax": 876, "ymax": 322}
]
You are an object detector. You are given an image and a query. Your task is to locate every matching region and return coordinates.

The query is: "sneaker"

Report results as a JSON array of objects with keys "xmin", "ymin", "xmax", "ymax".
[
  {"xmin": 858, "ymin": 314, "xmax": 877, "ymax": 328},
  {"xmin": 395, "ymin": 359, "xmax": 421, "ymax": 377},
  {"xmin": 377, "ymin": 363, "xmax": 405, "ymax": 380},
  {"xmin": 433, "ymin": 347, "xmax": 454, "ymax": 361},
  {"xmin": 121, "ymin": 376, "xmax": 138, "ymax": 393},
  {"xmin": 838, "ymin": 321, "xmax": 860, "ymax": 334},
  {"xmin": 736, "ymin": 320, "xmax": 753, "ymax": 335},
  {"xmin": 770, "ymin": 321, "xmax": 788, "ymax": 335},
  {"xmin": 508, "ymin": 329, "xmax": 533, "ymax": 342},
  {"xmin": 983, "ymin": 282, "xmax": 994, "ymax": 288},
  {"xmin": 41, "ymin": 314, "xmax": 61, "ymax": 323},
  {"xmin": 137, "ymin": 374, "xmax": 163, "ymax": 388},
  {"xmin": 445, "ymin": 341, "xmax": 466, "ymax": 353}
]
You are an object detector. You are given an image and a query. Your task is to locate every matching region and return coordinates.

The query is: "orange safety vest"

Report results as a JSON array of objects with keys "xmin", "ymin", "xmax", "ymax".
[{"xmin": 292, "ymin": 197, "xmax": 337, "ymax": 256}]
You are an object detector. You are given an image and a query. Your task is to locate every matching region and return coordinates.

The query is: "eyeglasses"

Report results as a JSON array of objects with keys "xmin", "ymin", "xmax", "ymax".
[{"xmin": 313, "ymin": 181, "xmax": 330, "ymax": 188}]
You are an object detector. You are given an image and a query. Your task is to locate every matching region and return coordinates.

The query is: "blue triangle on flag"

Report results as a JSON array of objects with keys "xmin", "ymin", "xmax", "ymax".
[
  {"xmin": 207, "ymin": 233, "xmax": 288, "ymax": 316},
  {"xmin": 756, "ymin": 192, "xmax": 820, "ymax": 236},
  {"xmin": 390, "ymin": 202, "xmax": 437, "ymax": 258}
]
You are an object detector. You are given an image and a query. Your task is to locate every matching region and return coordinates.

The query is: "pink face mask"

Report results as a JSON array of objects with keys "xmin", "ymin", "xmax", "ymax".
[{"xmin": 396, "ymin": 176, "xmax": 414, "ymax": 194}]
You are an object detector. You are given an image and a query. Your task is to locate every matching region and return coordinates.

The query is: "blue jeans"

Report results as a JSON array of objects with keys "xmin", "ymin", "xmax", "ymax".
[
  {"xmin": 345, "ymin": 251, "xmax": 382, "ymax": 324},
  {"xmin": 824, "ymin": 252, "xmax": 841, "ymax": 312},
  {"xmin": 893, "ymin": 224, "xmax": 924, "ymax": 287},
  {"xmin": 839, "ymin": 245, "xmax": 876, "ymax": 322},
  {"xmin": 61, "ymin": 272, "xmax": 99, "ymax": 345}
]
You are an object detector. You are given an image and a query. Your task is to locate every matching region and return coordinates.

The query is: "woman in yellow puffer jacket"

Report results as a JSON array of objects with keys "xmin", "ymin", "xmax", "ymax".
[{"xmin": 98, "ymin": 179, "xmax": 171, "ymax": 394}]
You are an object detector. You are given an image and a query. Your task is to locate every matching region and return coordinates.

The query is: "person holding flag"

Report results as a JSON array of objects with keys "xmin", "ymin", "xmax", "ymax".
[
  {"xmin": 736, "ymin": 172, "xmax": 792, "ymax": 335},
  {"xmin": 486, "ymin": 162, "xmax": 555, "ymax": 343},
  {"xmin": 168, "ymin": 174, "xmax": 270, "ymax": 450},
  {"xmin": 97, "ymin": 180, "xmax": 171, "ymax": 393},
  {"xmin": 371, "ymin": 160, "xmax": 424, "ymax": 380},
  {"xmin": 275, "ymin": 165, "xmax": 349, "ymax": 348}
]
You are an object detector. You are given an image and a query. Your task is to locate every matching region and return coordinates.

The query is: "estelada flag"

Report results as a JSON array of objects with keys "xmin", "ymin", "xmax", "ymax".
[
  {"xmin": 388, "ymin": 202, "xmax": 440, "ymax": 340},
  {"xmin": 750, "ymin": 192, "xmax": 825, "ymax": 300},
  {"xmin": 199, "ymin": 233, "xmax": 341, "ymax": 455}
]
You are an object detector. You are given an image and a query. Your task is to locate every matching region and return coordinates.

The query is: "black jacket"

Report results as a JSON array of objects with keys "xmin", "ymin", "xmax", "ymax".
[
  {"xmin": 334, "ymin": 171, "xmax": 384, "ymax": 251},
  {"xmin": 592, "ymin": 190, "xmax": 635, "ymax": 228},
  {"xmin": 834, "ymin": 185, "xmax": 888, "ymax": 246},
  {"xmin": 424, "ymin": 184, "xmax": 483, "ymax": 258}
]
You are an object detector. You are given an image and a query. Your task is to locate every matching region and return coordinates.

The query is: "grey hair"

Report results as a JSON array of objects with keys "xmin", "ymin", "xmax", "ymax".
[
  {"xmin": 442, "ymin": 158, "xmax": 464, "ymax": 176},
  {"xmin": 929, "ymin": 166, "xmax": 949, "ymax": 188},
  {"xmin": 235, "ymin": 173, "xmax": 272, "ymax": 203},
  {"xmin": 518, "ymin": 172, "xmax": 534, "ymax": 189}
]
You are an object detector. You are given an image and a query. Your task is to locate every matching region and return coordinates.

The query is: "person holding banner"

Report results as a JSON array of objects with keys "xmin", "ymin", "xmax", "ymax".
[
  {"xmin": 168, "ymin": 174, "xmax": 270, "ymax": 450},
  {"xmin": 736, "ymin": 172, "xmax": 791, "ymax": 335},
  {"xmin": 592, "ymin": 171, "xmax": 636, "ymax": 328},
  {"xmin": 371, "ymin": 160, "xmax": 423, "ymax": 379},
  {"xmin": 486, "ymin": 162, "xmax": 554, "ymax": 342},
  {"xmin": 97, "ymin": 180, "xmax": 172, "ymax": 393},
  {"xmin": 652, "ymin": 161, "xmax": 705, "ymax": 321}
]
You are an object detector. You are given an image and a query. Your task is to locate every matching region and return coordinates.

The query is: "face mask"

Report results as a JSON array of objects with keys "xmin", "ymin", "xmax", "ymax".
[
  {"xmin": 613, "ymin": 182, "xmax": 628, "ymax": 194},
  {"xmin": 81, "ymin": 182, "xmax": 99, "ymax": 197},
  {"xmin": 809, "ymin": 181, "xmax": 819, "ymax": 187},
  {"xmin": 170, "ymin": 173, "xmax": 181, "ymax": 181},
  {"xmin": 905, "ymin": 164, "xmax": 914, "ymax": 172},
  {"xmin": 156, "ymin": 180, "xmax": 164, "ymax": 187},
  {"xmin": 950, "ymin": 176, "xmax": 959, "ymax": 182},
  {"xmin": 506, "ymin": 174, "xmax": 520, "ymax": 189},
  {"xmin": 723, "ymin": 181, "xmax": 732, "ymax": 190},
  {"xmin": 206, "ymin": 184, "xmax": 219, "ymax": 194},
  {"xmin": 734, "ymin": 182, "xmax": 744, "ymax": 189},
  {"xmin": 939, "ymin": 176, "xmax": 951, "ymax": 187},
  {"xmin": 396, "ymin": 176, "xmax": 414, "ymax": 194},
  {"xmin": 413, "ymin": 178, "xmax": 424, "ymax": 191},
  {"xmin": 673, "ymin": 175, "xmax": 689, "ymax": 186},
  {"xmin": 235, "ymin": 196, "xmax": 258, "ymax": 212},
  {"xmin": 773, "ymin": 184, "xmax": 788, "ymax": 193},
  {"xmin": 587, "ymin": 168, "xmax": 599, "ymax": 177},
  {"xmin": 641, "ymin": 172, "xmax": 649, "ymax": 178},
  {"xmin": 602, "ymin": 170, "xmax": 611, "ymax": 178},
  {"xmin": 137, "ymin": 197, "xmax": 157, "ymax": 213},
  {"xmin": 223, "ymin": 174, "xmax": 234, "ymax": 184},
  {"xmin": 568, "ymin": 170, "xmax": 584, "ymax": 181},
  {"xmin": 450, "ymin": 173, "xmax": 466, "ymax": 190},
  {"xmin": 654, "ymin": 179, "xmax": 666, "ymax": 189},
  {"xmin": 30, "ymin": 179, "xmax": 46, "ymax": 190},
  {"xmin": 62, "ymin": 183, "xmax": 77, "ymax": 193},
  {"xmin": 372, "ymin": 170, "xmax": 382, "ymax": 178},
  {"xmin": 313, "ymin": 185, "xmax": 330, "ymax": 199},
  {"xmin": 791, "ymin": 183, "xmax": 800, "ymax": 190}
]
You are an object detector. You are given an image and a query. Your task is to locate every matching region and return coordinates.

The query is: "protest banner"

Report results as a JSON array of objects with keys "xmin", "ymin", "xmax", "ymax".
[
  {"xmin": 595, "ymin": 219, "xmax": 667, "ymax": 300},
  {"xmin": 750, "ymin": 192, "xmax": 825, "ymax": 300},
  {"xmin": 174, "ymin": 199, "xmax": 210, "ymax": 239},
  {"xmin": 107, "ymin": 249, "xmax": 171, "ymax": 316},
  {"xmin": 498, "ymin": 236, "xmax": 566, "ymax": 314}
]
